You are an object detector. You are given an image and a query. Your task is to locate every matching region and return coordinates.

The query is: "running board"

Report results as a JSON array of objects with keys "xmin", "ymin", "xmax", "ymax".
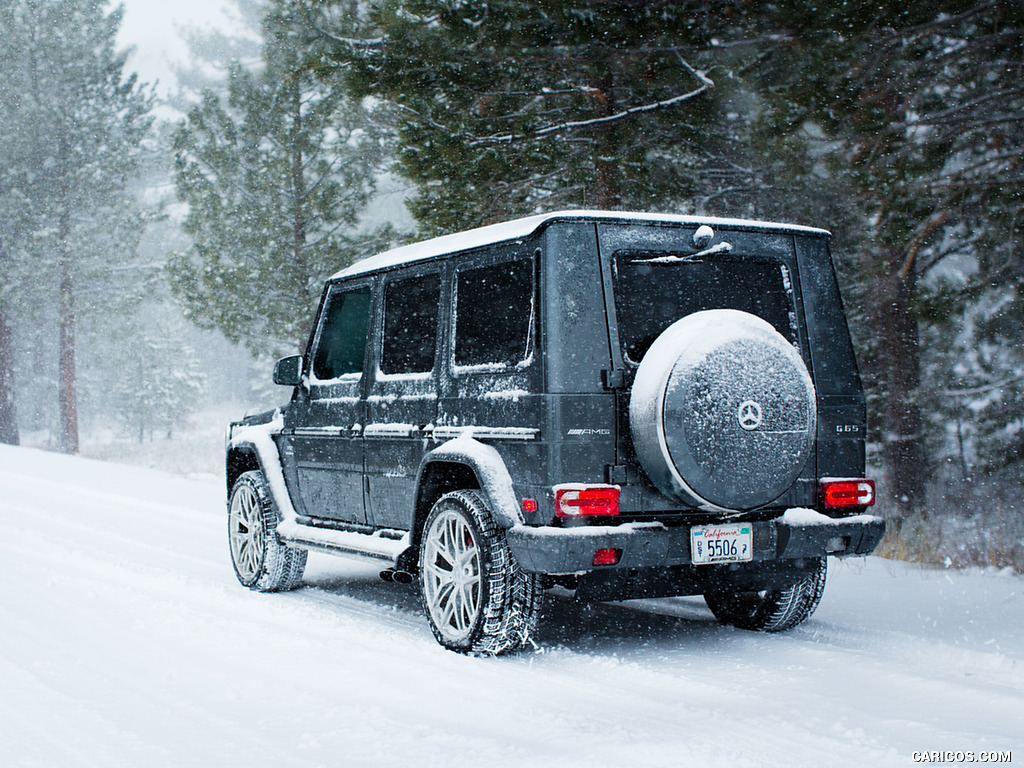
[{"xmin": 276, "ymin": 520, "xmax": 411, "ymax": 566}]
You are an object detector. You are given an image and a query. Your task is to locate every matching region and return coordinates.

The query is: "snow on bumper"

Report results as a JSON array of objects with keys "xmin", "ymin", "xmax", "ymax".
[{"xmin": 506, "ymin": 510, "xmax": 885, "ymax": 575}]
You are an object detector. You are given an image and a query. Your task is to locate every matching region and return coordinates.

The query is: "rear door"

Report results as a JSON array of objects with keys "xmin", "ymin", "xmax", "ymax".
[
  {"xmin": 364, "ymin": 266, "xmax": 444, "ymax": 530},
  {"xmin": 597, "ymin": 222, "xmax": 816, "ymax": 510}
]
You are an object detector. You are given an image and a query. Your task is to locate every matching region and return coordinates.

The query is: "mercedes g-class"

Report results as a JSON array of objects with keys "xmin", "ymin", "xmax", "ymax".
[{"xmin": 226, "ymin": 211, "xmax": 884, "ymax": 654}]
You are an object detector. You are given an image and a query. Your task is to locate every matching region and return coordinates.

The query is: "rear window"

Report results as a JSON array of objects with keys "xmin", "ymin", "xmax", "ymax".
[
  {"xmin": 454, "ymin": 258, "xmax": 535, "ymax": 369},
  {"xmin": 612, "ymin": 250, "xmax": 798, "ymax": 364}
]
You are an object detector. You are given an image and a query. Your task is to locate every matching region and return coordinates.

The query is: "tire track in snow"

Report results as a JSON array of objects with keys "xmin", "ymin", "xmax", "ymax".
[{"xmin": 1, "ymin": 446, "xmax": 1021, "ymax": 767}]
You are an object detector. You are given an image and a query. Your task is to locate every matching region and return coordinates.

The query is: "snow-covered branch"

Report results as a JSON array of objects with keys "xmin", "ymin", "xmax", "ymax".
[
  {"xmin": 940, "ymin": 374, "xmax": 1024, "ymax": 398},
  {"xmin": 395, "ymin": 103, "xmax": 452, "ymax": 134},
  {"xmin": 898, "ymin": 211, "xmax": 950, "ymax": 280},
  {"xmin": 530, "ymin": 83, "xmax": 711, "ymax": 137}
]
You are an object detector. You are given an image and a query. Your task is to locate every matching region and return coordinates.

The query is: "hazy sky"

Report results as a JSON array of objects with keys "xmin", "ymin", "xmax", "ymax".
[{"xmin": 116, "ymin": 0, "xmax": 241, "ymax": 95}]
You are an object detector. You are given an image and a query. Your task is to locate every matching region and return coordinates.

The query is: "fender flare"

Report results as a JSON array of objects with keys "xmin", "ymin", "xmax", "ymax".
[
  {"xmin": 225, "ymin": 412, "xmax": 300, "ymax": 528},
  {"xmin": 415, "ymin": 435, "xmax": 524, "ymax": 531}
]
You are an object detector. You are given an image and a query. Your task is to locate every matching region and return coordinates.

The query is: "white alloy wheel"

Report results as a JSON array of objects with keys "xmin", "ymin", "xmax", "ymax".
[
  {"xmin": 417, "ymin": 490, "xmax": 543, "ymax": 654},
  {"xmin": 422, "ymin": 507, "xmax": 483, "ymax": 644},
  {"xmin": 227, "ymin": 470, "xmax": 307, "ymax": 592},
  {"xmin": 229, "ymin": 477, "xmax": 266, "ymax": 585}
]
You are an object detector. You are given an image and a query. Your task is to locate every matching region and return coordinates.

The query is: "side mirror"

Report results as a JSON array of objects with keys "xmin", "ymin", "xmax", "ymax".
[{"xmin": 273, "ymin": 355, "xmax": 304, "ymax": 387}]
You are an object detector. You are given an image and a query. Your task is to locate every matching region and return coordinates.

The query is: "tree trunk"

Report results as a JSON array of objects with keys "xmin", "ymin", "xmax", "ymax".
[
  {"xmin": 590, "ymin": 72, "xmax": 622, "ymax": 211},
  {"xmin": 0, "ymin": 235, "xmax": 19, "ymax": 446},
  {"xmin": 876, "ymin": 261, "xmax": 925, "ymax": 515},
  {"xmin": 288, "ymin": 70, "xmax": 311, "ymax": 353},
  {"xmin": 57, "ymin": 251, "xmax": 78, "ymax": 454},
  {"xmin": 0, "ymin": 306, "xmax": 17, "ymax": 446}
]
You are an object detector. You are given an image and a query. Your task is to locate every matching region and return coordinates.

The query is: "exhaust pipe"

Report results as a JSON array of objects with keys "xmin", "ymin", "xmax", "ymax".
[{"xmin": 379, "ymin": 569, "xmax": 414, "ymax": 584}]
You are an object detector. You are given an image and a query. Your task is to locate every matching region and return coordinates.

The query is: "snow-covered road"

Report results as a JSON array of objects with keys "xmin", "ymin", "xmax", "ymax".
[{"xmin": 1, "ymin": 444, "xmax": 1020, "ymax": 767}]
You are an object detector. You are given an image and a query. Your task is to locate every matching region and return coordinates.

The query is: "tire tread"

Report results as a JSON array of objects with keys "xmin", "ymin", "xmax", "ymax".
[
  {"xmin": 230, "ymin": 470, "xmax": 307, "ymax": 593},
  {"xmin": 704, "ymin": 557, "xmax": 827, "ymax": 632},
  {"xmin": 419, "ymin": 489, "xmax": 542, "ymax": 655}
]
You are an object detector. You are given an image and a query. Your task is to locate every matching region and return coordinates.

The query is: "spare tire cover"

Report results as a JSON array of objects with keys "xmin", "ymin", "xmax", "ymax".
[{"xmin": 629, "ymin": 309, "xmax": 816, "ymax": 511}]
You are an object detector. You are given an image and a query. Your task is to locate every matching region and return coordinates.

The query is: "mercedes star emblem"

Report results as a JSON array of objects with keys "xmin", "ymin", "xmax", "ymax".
[{"xmin": 738, "ymin": 400, "xmax": 763, "ymax": 430}]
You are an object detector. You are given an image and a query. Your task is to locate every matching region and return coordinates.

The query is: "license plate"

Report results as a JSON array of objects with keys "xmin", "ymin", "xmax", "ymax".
[{"xmin": 691, "ymin": 523, "xmax": 753, "ymax": 565}]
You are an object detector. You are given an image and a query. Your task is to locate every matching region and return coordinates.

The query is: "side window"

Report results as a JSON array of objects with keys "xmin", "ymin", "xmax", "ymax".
[
  {"xmin": 312, "ymin": 285, "xmax": 371, "ymax": 380},
  {"xmin": 381, "ymin": 273, "xmax": 440, "ymax": 375},
  {"xmin": 454, "ymin": 258, "xmax": 535, "ymax": 368}
]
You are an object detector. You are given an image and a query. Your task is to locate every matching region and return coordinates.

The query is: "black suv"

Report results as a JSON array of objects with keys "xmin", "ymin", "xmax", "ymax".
[{"xmin": 226, "ymin": 211, "xmax": 884, "ymax": 654}]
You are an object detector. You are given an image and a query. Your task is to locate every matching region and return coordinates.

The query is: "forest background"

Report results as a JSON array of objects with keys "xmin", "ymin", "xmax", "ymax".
[{"xmin": 0, "ymin": 0, "xmax": 1021, "ymax": 570}]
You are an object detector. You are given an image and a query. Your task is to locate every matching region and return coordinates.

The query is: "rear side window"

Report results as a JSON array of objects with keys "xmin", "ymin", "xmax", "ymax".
[
  {"xmin": 613, "ymin": 251, "xmax": 797, "ymax": 364},
  {"xmin": 454, "ymin": 258, "xmax": 535, "ymax": 368},
  {"xmin": 381, "ymin": 273, "xmax": 440, "ymax": 375},
  {"xmin": 312, "ymin": 286, "xmax": 371, "ymax": 380}
]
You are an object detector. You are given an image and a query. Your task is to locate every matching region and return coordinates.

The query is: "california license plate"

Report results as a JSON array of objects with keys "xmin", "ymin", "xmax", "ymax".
[{"xmin": 690, "ymin": 523, "xmax": 753, "ymax": 565}]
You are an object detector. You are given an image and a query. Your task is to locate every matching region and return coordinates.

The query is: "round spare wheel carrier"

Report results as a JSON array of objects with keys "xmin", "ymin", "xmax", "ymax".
[{"xmin": 629, "ymin": 309, "xmax": 816, "ymax": 512}]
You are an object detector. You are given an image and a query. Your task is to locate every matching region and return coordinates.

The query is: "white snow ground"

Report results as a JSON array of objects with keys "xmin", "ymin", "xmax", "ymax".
[{"xmin": 1, "ymin": 443, "xmax": 1020, "ymax": 768}]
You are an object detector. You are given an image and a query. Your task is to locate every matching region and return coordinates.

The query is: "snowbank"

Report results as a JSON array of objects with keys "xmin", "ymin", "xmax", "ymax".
[{"xmin": 1, "ymin": 444, "xmax": 1020, "ymax": 768}]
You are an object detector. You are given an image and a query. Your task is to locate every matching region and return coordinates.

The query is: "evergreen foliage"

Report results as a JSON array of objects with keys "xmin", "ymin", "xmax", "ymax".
[
  {"xmin": 748, "ymin": 1, "xmax": 1024, "ymax": 512},
  {"xmin": 90, "ymin": 317, "xmax": 208, "ymax": 444},
  {"xmin": 0, "ymin": 0, "xmax": 155, "ymax": 453},
  {"xmin": 3, "ymin": 0, "xmax": 1021, "ymax": 530},
  {"xmin": 322, "ymin": 0, "xmax": 1024, "ymax": 518},
  {"xmin": 338, "ymin": 0, "xmax": 762, "ymax": 235},
  {"xmin": 169, "ymin": 0, "xmax": 390, "ymax": 357}
]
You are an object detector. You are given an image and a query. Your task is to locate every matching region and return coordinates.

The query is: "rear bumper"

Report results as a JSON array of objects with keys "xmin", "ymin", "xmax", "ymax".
[{"xmin": 506, "ymin": 509, "xmax": 885, "ymax": 575}]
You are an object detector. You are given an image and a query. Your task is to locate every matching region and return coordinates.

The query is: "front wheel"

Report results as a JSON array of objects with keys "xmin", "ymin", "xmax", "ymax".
[
  {"xmin": 228, "ymin": 470, "xmax": 307, "ymax": 592},
  {"xmin": 704, "ymin": 557, "xmax": 827, "ymax": 632},
  {"xmin": 418, "ymin": 490, "xmax": 542, "ymax": 655}
]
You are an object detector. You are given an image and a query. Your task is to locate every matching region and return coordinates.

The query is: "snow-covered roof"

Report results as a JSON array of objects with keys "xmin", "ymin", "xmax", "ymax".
[{"xmin": 332, "ymin": 210, "xmax": 831, "ymax": 280}]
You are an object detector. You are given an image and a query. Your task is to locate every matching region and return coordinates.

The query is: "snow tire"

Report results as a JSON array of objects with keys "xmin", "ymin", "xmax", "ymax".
[
  {"xmin": 228, "ymin": 470, "xmax": 307, "ymax": 592},
  {"xmin": 703, "ymin": 556, "xmax": 827, "ymax": 632},
  {"xmin": 418, "ymin": 490, "xmax": 543, "ymax": 655}
]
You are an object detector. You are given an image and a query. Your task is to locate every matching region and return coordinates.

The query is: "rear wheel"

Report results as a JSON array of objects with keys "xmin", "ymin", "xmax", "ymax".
[
  {"xmin": 704, "ymin": 557, "xmax": 827, "ymax": 632},
  {"xmin": 228, "ymin": 470, "xmax": 307, "ymax": 592},
  {"xmin": 418, "ymin": 490, "xmax": 542, "ymax": 655}
]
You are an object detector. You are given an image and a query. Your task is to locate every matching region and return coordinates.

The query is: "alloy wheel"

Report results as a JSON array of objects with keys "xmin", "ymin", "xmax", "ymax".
[
  {"xmin": 229, "ymin": 481, "xmax": 265, "ymax": 583},
  {"xmin": 422, "ymin": 508, "xmax": 482, "ymax": 643}
]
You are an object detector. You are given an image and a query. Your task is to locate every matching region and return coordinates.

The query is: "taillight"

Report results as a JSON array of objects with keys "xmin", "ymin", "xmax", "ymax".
[
  {"xmin": 820, "ymin": 479, "xmax": 875, "ymax": 509},
  {"xmin": 592, "ymin": 548, "xmax": 622, "ymax": 566},
  {"xmin": 554, "ymin": 485, "xmax": 620, "ymax": 517}
]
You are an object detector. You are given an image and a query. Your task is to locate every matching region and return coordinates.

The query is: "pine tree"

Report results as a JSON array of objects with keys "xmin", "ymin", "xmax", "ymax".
[
  {"xmin": 331, "ymin": 0, "xmax": 1024, "ymax": 517},
  {"xmin": 336, "ymin": 0, "xmax": 760, "ymax": 236},
  {"xmin": 85, "ymin": 314, "xmax": 208, "ymax": 444},
  {"xmin": 170, "ymin": 0, "xmax": 389, "ymax": 357},
  {"xmin": 169, "ymin": 0, "xmax": 265, "ymax": 109},
  {"xmin": 0, "ymin": 235, "xmax": 17, "ymax": 446},
  {"xmin": 0, "ymin": 0, "xmax": 154, "ymax": 453},
  {"xmin": 0, "ymin": 0, "xmax": 25, "ymax": 445},
  {"xmin": 750, "ymin": 1, "xmax": 1024, "ymax": 514}
]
